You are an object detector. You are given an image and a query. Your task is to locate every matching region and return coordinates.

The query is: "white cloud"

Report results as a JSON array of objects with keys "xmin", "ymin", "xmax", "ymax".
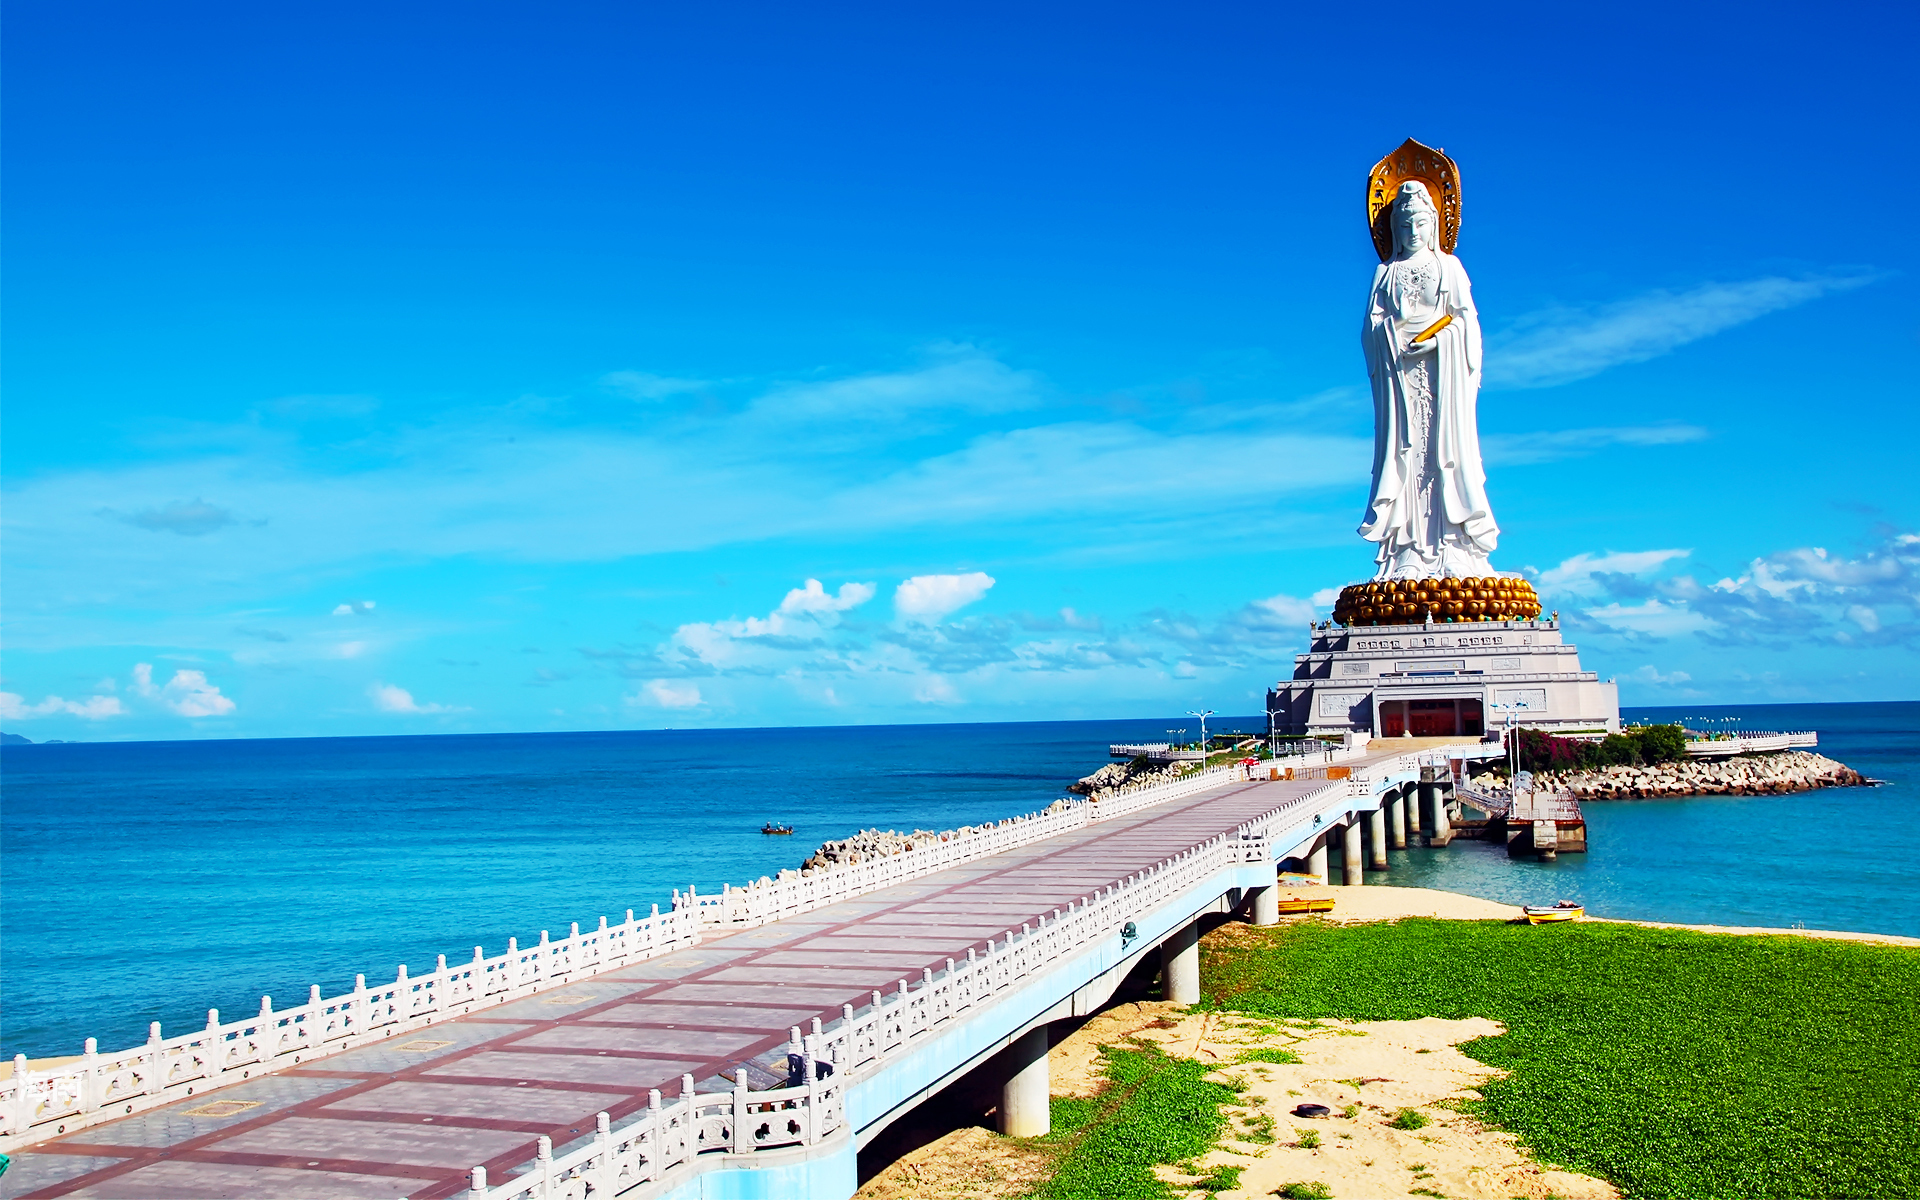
[
  {"xmin": 1582, "ymin": 599, "xmax": 1714, "ymax": 638},
  {"xmin": 631, "ymin": 679, "xmax": 702, "ymax": 709},
  {"xmin": 1626, "ymin": 665, "xmax": 1693, "ymax": 686},
  {"xmin": 107, "ymin": 498, "xmax": 236, "ymax": 536},
  {"xmin": 369, "ymin": 682, "xmax": 460, "ymax": 714},
  {"xmin": 1536, "ymin": 549, "xmax": 1691, "ymax": 598},
  {"xmin": 1484, "ymin": 425, "xmax": 1707, "ymax": 466},
  {"xmin": 132, "ymin": 663, "xmax": 237, "ymax": 716},
  {"xmin": 0, "ymin": 691, "xmax": 127, "ymax": 720},
  {"xmin": 1248, "ymin": 592, "xmax": 1318, "ymax": 627},
  {"xmin": 602, "ymin": 371, "xmax": 711, "ymax": 401},
  {"xmin": 1489, "ymin": 273, "xmax": 1878, "ymax": 389},
  {"xmin": 669, "ymin": 578, "xmax": 876, "ymax": 667},
  {"xmin": 895, "ymin": 572, "xmax": 995, "ymax": 623},
  {"xmin": 912, "ymin": 676, "xmax": 961, "ymax": 704},
  {"xmin": 332, "ymin": 600, "xmax": 376, "ymax": 616},
  {"xmin": 751, "ymin": 352, "xmax": 1042, "ymax": 424},
  {"xmin": 777, "ymin": 579, "xmax": 876, "ymax": 616},
  {"xmin": 335, "ymin": 641, "xmax": 368, "ymax": 659}
]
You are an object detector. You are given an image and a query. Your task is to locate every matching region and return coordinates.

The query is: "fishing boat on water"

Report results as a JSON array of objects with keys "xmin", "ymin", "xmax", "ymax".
[
  {"xmin": 760, "ymin": 822, "xmax": 794, "ymax": 835},
  {"xmin": 1523, "ymin": 900, "xmax": 1584, "ymax": 924}
]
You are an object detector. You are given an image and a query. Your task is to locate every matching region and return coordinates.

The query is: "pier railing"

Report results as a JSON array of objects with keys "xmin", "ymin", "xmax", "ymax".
[
  {"xmin": 2, "ymin": 905, "xmax": 700, "ymax": 1149},
  {"xmin": 1684, "ymin": 731, "xmax": 1817, "ymax": 757},
  {"xmin": 465, "ymin": 804, "xmax": 1298, "ymax": 1200},
  {"xmin": 678, "ymin": 765, "xmax": 1246, "ymax": 929},
  {"xmin": 3, "ymin": 762, "xmax": 1256, "ymax": 1150}
]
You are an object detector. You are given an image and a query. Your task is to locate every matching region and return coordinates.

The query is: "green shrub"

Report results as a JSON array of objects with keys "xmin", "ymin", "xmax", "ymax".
[
  {"xmin": 1391, "ymin": 1108, "xmax": 1431, "ymax": 1130},
  {"xmin": 1236, "ymin": 1046, "xmax": 1302, "ymax": 1064},
  {"xmin": 1276, "ymin": 1183, "xmax": 1334, "ymax": 1199},
  {"xmin": 1295, "ymin": 1128, "xmax": 1321, "ymax": 1148}
]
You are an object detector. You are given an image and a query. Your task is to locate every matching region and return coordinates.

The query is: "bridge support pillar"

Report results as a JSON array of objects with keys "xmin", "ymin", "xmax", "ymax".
[
  {"xmin": 1389, "ymin": 791, "xmax": 1408, "ymax": 850},
  {"xmin": 1342, "ymin": 820, "xmax": 1365, "ymax": 886},
  {"xmin": 1248, "ymin": 859, "xmax": 1280, "ymax": 926},
  {"xmin": 999, "ymin": 1026, "xmax": 1050, "ymax": 1138},
  {"xmin": 1406, "ymin": 783, "xmax": 1423, "ymax": 837},
  {"xmin": 1420, "ymin": 768, "xmax": 1452, "ymax": 847},
  {"xmin": 1307, "ymin": 842, "xmax": 1329, "ymax": 885},
  {"xmin": 1160, "ymin": 921, "xmax": 1201, "ymax": 1003},
  {"xmin": 1366, "ymin": 807, "xmax": 1388, "ymax": 870}
]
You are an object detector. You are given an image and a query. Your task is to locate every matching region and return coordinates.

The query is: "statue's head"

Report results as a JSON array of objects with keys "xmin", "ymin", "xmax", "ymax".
[{"xmin": 1392, "ymin": 181, "xmax": 1439, "ymax": 258}]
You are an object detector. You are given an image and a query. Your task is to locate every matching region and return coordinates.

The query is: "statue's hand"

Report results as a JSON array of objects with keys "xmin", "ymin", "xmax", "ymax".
[{"xmin": 1402, "ymin": 334, "xmax": 1438, "ymax": 357}]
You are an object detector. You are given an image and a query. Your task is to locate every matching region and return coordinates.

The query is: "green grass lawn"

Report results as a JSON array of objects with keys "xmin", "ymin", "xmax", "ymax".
[
  {"xmin": 1202, "ymin": 919, "xmax": 1920, "ymax": 1199},
  {"xmin": 1036, "ymin": 1041, "xmax": 1238, "ymax": 1198}
]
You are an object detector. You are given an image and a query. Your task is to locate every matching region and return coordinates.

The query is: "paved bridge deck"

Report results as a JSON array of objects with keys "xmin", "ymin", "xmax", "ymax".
[{"xmin": 11, "ymin": 777, "xmax": 1319, "ymax": 1200}]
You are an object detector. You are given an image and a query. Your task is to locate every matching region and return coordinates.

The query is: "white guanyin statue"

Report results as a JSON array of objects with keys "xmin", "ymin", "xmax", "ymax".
[{"xmin": 1358, "ymin": 148, "xmax": 1499, "ymax": 580}]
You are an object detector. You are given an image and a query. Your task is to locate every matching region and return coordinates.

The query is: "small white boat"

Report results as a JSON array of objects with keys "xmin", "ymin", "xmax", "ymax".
[{"xmin": 1523, "ymin": 901, "xmax": 1584, "ymax": 924}]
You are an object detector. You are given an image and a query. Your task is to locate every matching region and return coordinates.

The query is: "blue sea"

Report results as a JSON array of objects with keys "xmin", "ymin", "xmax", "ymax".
[{"xmin": 3, "ymin": 702, "xmax": 1915, "ymax": 1060}]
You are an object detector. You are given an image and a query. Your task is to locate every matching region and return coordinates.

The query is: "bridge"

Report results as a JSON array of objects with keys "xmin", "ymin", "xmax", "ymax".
[{"xmin": 3, "ymin": 739, "xmax": 1498, "ymax": 1200}]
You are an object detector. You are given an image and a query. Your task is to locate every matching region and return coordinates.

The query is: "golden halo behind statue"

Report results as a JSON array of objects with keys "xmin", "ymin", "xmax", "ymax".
[{"xmin": 1367, "ymin": 138, "xmax": 1461, "ymax": 262}]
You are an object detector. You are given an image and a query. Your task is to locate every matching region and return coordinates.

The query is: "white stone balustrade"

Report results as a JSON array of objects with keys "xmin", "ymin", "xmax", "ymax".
[
  {"xmin": 3, "ymin": 761, "xmax": 1257, "ymax": 1151},
  {"xmin": 1, "ymin": 905, "xmax": 700, "ymax": 1149},
  {"xmin": 465, "ymin": 796, "xmax": 1303, "ymax": 1200}
]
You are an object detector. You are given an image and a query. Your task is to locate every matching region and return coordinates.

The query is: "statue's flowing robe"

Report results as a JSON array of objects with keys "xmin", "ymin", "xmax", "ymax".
[{"xmin": 1358, "ymin": 249, "xmax": 1499, "ymax": 579}]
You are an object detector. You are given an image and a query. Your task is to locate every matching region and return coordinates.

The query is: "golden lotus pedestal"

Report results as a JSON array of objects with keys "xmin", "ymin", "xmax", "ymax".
[{"xmin": 1332, "ymin": 577, "xmax": 1542, "ymax": 628}]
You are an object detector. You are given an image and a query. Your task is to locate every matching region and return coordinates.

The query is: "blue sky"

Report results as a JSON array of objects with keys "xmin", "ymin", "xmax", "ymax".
[{"xmin": 4, "ymin": 1, "xmax": 1915, "ymax": 739}]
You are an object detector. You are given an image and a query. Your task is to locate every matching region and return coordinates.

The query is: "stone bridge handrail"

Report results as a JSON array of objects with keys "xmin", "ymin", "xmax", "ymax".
[
  {"xmin": 467, "ymin": 793, "xmax": 1310, "ymax": 1200},
  {"xmin": 682, "ymin": 765, "xmax": 1244, "ymax": 929},
  {"xmin": 2, "ymin": 762, "xmax": 1255, "ymax": 1151},
  {"xmin": 2, "ymin": 905, "xmax": 701, "ymax": 1150}
]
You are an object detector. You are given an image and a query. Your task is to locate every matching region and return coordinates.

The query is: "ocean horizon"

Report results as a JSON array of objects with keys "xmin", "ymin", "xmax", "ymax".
[{"xmin": 4, "ymin": 699, "xmax": 1914, "ymax": 1061}]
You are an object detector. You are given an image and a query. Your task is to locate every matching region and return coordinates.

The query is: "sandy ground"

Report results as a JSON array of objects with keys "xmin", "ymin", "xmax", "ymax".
[
  {"xmin": 854, "ymin": 887, "xmax": 1916, "ymax": 1199},
  {"xmin": 857, "ymin": 1001, "xmax": 1617, "ymax": 1200}
]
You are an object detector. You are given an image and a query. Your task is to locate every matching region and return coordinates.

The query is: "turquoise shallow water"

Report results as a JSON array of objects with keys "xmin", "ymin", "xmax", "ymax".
[
  {"xmin": 3, "ymin": 702, "xmax": 1914, "ymax": 1060},
  {"xmin": 1383, "ymin": 701, "xmax": 1919, "ymax": 935}
]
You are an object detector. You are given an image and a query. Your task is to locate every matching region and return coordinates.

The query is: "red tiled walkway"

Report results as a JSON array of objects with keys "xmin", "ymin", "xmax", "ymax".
[{"xmin": 10, "ymin": 778, "xmax": 1313, "ymax": 1199}]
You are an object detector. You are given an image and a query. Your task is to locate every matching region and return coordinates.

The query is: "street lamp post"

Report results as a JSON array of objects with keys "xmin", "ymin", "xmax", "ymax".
[
  {"xmin": 1490, "ymin": 701, "xmax": 1523, "ymax": 783},
  {"xmin": 1187, "ymin": 709, "xmax": 1214, "ymax": 761}
]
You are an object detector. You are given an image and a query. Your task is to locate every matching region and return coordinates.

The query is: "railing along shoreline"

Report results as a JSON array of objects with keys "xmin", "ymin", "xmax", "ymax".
[
  {"xmin": 462, "ymin": 776, "xmax": 1364, "ymax": 1200},
  {"xmin": 2, "ymin": 762, "xmax": 1254, "ymax": 1151}
]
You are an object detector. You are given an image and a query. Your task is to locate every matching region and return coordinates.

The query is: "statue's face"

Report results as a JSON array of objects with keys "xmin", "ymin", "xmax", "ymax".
[{"xmin": 1395, "ymin": 201, "xmax": 1435, "ymax": 256}]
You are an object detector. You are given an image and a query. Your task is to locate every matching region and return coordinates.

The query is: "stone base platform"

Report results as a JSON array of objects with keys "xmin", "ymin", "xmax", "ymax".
[{"xmin": 1268, "ymin": 616, "xmax": 1618, "ymax": 739}]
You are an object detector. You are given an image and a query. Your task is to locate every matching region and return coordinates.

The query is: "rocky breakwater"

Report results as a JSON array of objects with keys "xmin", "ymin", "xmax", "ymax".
[
  {"xmin": 1532, "ymin": 750, "xmax": 1869, "ymax": 799},
  {"xmin": 799, "ymin": 800, "xmax": 1075, "ymax": 874},
  {"xmin": 1067, "ymin": 759, "xmax": 1191, "ymax": 800}
]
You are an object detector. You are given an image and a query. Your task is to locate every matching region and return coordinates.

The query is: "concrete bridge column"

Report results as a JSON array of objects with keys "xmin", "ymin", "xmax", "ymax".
[
  {"xmin": 1406, "ymin": 783, "xmax": 1424, "ymax": 837},
  {"xmin": 1420, "ymin": 767, "xmax": 1452, "ymax": 847},
  {"xmin": 1247, "ymin": 858, "xmax": 1281, "ymax": 926},
  {"xmin": 1307, "ymin": 841, "xmax": 1330, "ymax": 885},
  {"xmin": 1160, "ymin": 920, "xmax": 1201, "ymax": 1003},
  {"xmin": 1366, "ymin": 806, "xmax": 1389, "ymax": 870},
  {"xmin": 999, "ymin": 1025, "xmax": 1051, "ymax": 1137},
  {"xmin": 1342, "ymin": 820, "xmax": 1365, "ymax": 886},
  {"xmin": 1388, "ymin": 790, "xmax": 1408, "ymax": 850}
]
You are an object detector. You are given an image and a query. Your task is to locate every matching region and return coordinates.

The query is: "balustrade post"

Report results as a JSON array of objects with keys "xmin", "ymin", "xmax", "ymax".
[
  {"xmin": 393, "ymin": 963, "xmax": 408, "ymax": 1022},
  {"xmin": 468, "ymin": 1165, "xmax": 487, "ymax": 1197},
  {"xmin": 353, "ymin": 974, "xmax": 368, "ymax": 1032},
  {"xmin": 256, "ymin": 996, "xmax": 272, "ymax": 1063},
  {"xmin": 536, "ymin": 931, "xmax": 550, "ymax": 984},
  {"xmin": 730, "ymin": 1068, "xmax": 750, "ymax": 1152},
  {"xmin": 204, "ymin": 1009, "xmax": 221, "ymax": 1078},
  {"xmin": 591, "ymin": 1111, "xmax": 612, "ymax": 1191},
  {"xmin": 536, "ymin": 1135, "xmax": 554, "ymax": 1193},
  {"xmin": 144, "ymin": 1021, "xmax": 163, "ymax": 1096},
  {"xmin": 81, "ymin": 1037, "xmax": 99, "ymax": 1111},
  {"xmin": 12, "ymin": 1053, "xmax": 31, "ymax": 1133},
  {"xmin": 647, "ymin": 1089, "xmax": 664, "ymax": 1179}
]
